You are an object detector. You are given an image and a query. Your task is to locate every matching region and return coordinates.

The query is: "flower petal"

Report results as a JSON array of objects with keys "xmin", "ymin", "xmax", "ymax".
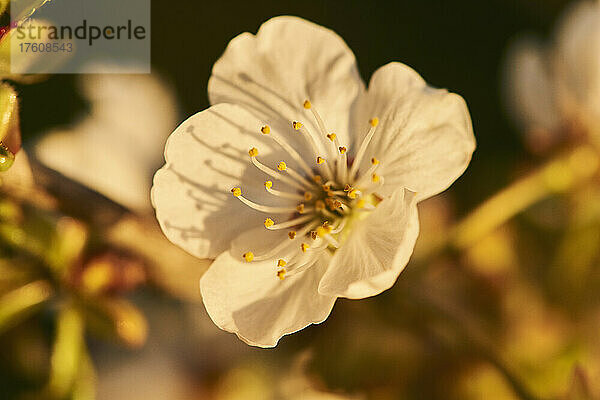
[
  {"xmin": 352, "ymin": 62, "xmax": 476, "ymax": 201},
  {"xmin": 208, "ymin": 16, "xmax": 364, "ymax": 147},
  {"xmin": 503, "ymin": 37, "xmax": 562, "ymax": 144},
  {"xmin": 318, "ymin": 187, "xmax": 419, "ymax": 299},
  {"xmin": 200, "ymin": 250, "xmax": 336, "ymax": 347},
  {"xmin": 152, "ymin": 103, "xmax": 298, "ymax": 259}
]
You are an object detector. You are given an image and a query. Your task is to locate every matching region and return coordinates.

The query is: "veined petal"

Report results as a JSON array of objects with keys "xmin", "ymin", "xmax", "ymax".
[
  {"xmin": 352, "ymin": 62, "xmax": 475, "ymax": 201},
  {"xmin": 152, "ymin": 103, "xmax": 297, "ymax": 259},
  {"xmin": 318, "ymin": 187, "xmax": 419, "ymax": 299},
  {"xmin": 200, "ymin": 250, "xmax": 336, "ymax": 347},
  {"xmin": 208, "ymin": 16, "xmax": 364, "ymax": 148}
]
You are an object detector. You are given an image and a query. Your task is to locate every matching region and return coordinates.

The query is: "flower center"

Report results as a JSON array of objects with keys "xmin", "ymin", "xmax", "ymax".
[{"xmin": 231, "ymin": 100, "xmax": 383, "ymax": 280}]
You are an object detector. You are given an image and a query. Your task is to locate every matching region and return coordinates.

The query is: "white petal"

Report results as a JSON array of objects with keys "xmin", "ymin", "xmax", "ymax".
[
  {"xmin": 554, "ymin": 0, "xmax": 600, "ymax": 130},
  {"xmin": 318, "ymin": 187, "xmax": 419, "ymax": 299},
  {"xmin": 208, "ymin": 16, "xmax": 364, "ymax": 147},
  {"xmin": 503, "ymin": 37, "xmax": 562, "ymax": 135},
  {"xmin": 152, "ymin": 103, "xmax": 298, "ymax": 259},
  {"xmin": 200, "ymin": 250, "xmax": 336, "ymax": 347},
  {"xmin": 352, "ymin": 62, "xmax": 475, "ymax": 201},
  {"xmin": 35, "ymin": 70, "xmax": 178, "ymax": 212}
]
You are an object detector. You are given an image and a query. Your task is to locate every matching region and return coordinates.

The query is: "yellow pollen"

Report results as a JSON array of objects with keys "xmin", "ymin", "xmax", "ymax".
[
  {"xmin": 288, "ymin": 231, "xmax": 297, "ymax": 239},
  {"xmin": 310, "ymin": 231, "xmax": 318, "ymax": 240},
  {"xmin": 313, "ymin": 175, "xmax": 322, "ymax": 183},
  {"xmin": 242, "ymin": 252, "xmax": 254, "ymax": 262},
  {"xmin": 339, "ymin": 146, "xmax": 347, "ymax": 154},
  {"xmin": 327, "ymin": 133, "xmax": 336, "ymax": 141},
  {"xmin": 303, "ymin": 100, "xmax": 312, "ymax": 109},
  {"xmin": 261, "ymin": 125, "xmax": 270, "ymax": 134},
  {"xmin": 296, "ymin": 203, "xmax": 305, "ymax": 214},
  {"xmin": 231, "ymin": 187, "xmax": 242, "ymax": 197},
  {"xmin": 304, "ymin": 192, "xmax": 312, "ymax": 201},
  {"xmin": 369, "ymin": 117, "xmax": 379, "ymax": 127},
  {"xmin": 277, "ymin": 269, "xmax": 286, "ymax": 280},
  {"xmin": 344, "ymin": 184, "xmax": 352, "ymax": 192},
  {"xmin": 315, "ymin": 200, "xmax": 325, "ymax": 210},
  {"xmin": 317, "ymin": 225, "xmax": 332, "ymax": 237},
  {"xmin": 316, "ymin": 156, "xmax": 325, "ymax": 165},
  {"xmin": 348, "ymin": 189, "xmax": 358, "ymax": 199},
  {"xmin": 372, "ymin": 173, "xmax": 380, "ymax": 183},
  {"xmin": 264, "ymin": 218, "xmax": 274, "ymax": 228},
  {"xmin": 293, "ymin": 121, "xmax": 303, "ymax": 130},
  {"xmin": 356, "ymin": 199, "xmax": 366, "ymax": 208},
  {"xmin": 301, "ymin": 243, "xmax": 309, "ymax": 252},
  {"xmin": 277, "ymin": 259, "xmax": 287, "ymax": 267},
  {"xmin": 248, "ymin": 147, "xmax": 259, "ymax": 157},
  {"xmin": 371, "ymin": 157, "xmax": 379, "ymax": 165},
  {"xmin": 264, "ymin": 180, "xmax": 273, "ymax": 189},
  {"xmin": 277, "ymin": 161, "xmax": 287, "ymax": 171}
]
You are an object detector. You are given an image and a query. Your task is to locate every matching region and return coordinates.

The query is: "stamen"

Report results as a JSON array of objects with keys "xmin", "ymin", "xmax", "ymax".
[
  {"xmin": 233, "ymin": 190, "xmax": 304, "ymax": 214},
  {"xmin": 372, "ymin": 173, "xmax": 380, "ymax": 183},
  {"xmin": 304, "ymin": 192, "xmax": 313, "ymax": 201},
  {"xmin": 264, "ymin": 180, "xmax": 305, "ymax": 200},
  {"xmin": 288, "ymin": 231, "xmax": 297, "ymax": 239},
  {"xmin": 338, "ymin": 146, "xmax": 347, "ymax": 154},
  {"xmin": 301, "ymin": 243, "xmax": 310, "ymax": 252},
  {"xmin": 264, "ymin": 218, "xmax": 274, "ymax": 228},
  {"xmin": 277, "ymin": 259, "xmax": 287, "ymax": 267},
  {"xmin": 277, "ymin": 269, "xmax": 286, "ymax": 280},
  {"xmin": 267, "ymin": 215, "xmax": 315, "ymax": 230},
  {"xmin": 303, "ymin": 100, "xmax": 312, "ymax": 109},
  {"xmin": 348, "ymin": 117, "xmax": 379, "ymax": 181},
  {"xmin": 242, "ymin": 252, "xmax": 254, "ymax": 262},
  {"xmin": 260, "ymin": 126, "xmax": 316, "ymax": 178},
  {"xmin": 248, "ymin": 147, "xmax": 259, "ymax": 157},
  {"xmin": 251, "ymin": 156, "xmax": 305, "ymax": 190}
]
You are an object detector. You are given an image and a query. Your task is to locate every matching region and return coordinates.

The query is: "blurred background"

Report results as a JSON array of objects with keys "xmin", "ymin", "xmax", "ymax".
[{"xmin": 2, "ymin": 0, "xmax": 600, "ymax": 399}]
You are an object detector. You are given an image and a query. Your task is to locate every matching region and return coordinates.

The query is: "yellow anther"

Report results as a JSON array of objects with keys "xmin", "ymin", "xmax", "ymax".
[
  {"xmin": 264, "ymin": 218, "xmax": 274, "ymax": 228},
  {"xmin": 322, "ymin": 184, "xmax": 331, "ymax": 192},
  {"xmin": 277, "ymin": 259, "xmax": 287, "ymax": 267},
  {"xmin": 371, "ymin": 157, "xmax": 379, "ymax": 165},
  {"xmin": 231, "ymin": 187, "xmax": 242, "ymax": 197},
  {"xmin": 369, "ymin": 117, "xmax": 379, "ymax": 127},
  {"xmin": 333, "ymin": 200, "xmax": 342, "ymax": 209},
  {"xmin": 316, "ymin": 156, "xmax": 325, "ymax": 165},
  {"xmin": 344, "ymin": 184, "xmax": 352, "ymax": 192},
  {"xmin": 293, "ymin": 121, "xmax": 303, "ymax": 130},
  {"xmin": 356, "ymin": 199, "xmax": 366, "ymax": 209},
  {"xmin": 288, "ymin": 231, "xmax": 297, "ymax": 240},
  {"xmin": 304, "ymin": 192, "xmax": 312, "ymax": 201},
  {"xmin": 264, "ymin": 180, "xmax": 273, "ymax": 189},
  {"xmin": 261, "ymin": 125, "xmax": 270, "ymax": 134},
  {"xmin": 242, "ymin": 252, "xmax": 254, "ymax": 262},
  {"xmin": 372, "ymin": 173, "xmax": 380, "ymax": 183},
  {"xmin": 348, "ymin": 189, "xmax": 358, "ymax": 199},
  {"xmin": 327, "ymin": 133, "xmax": 336, "ymax": 141},
  {"xmin": 296, "ymin": 203, "xmax": 305, "ymax": 214},
  {"xmin": 303, "ymin": 100, "xmax": 312, "ymax": 109},
  {"xmin": 310, "ymin": 231, "xmax": 318, "ymax": 240},
  {"xmin": 277, "ymin": 161, "xmax": 287, "ymax": 171},
  {"xmin": 277, "ymin": 269, "xmax": 286, "ymax": 280},
  {"xmin": 313, "ymin": 175, "xmax": 322, "ymax": 183},
  {"xmin": 301, "ymin": 243, "xmax": 309, "ymax": 252},
  {"xmin": 339, "ymin": 146, "xmax": 347, "ymax": 154},
  {"xmin": 315, "ymin": 200, "xmax": 325, "ymax": 211},
  {"xmin": 248, "ymin": 147, "xmax": 259, "ymax": 157}
]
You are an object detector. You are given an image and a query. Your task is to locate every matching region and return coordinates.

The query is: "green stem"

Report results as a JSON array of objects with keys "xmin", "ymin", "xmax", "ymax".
[{"xmin": 416, "ymin": 144, "xmax": 600, "ymax": 260}]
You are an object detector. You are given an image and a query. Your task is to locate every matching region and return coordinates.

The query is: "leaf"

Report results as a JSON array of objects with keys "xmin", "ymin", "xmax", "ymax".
[
  {"xmin": 47, "ymin": 305, "xmax": 85, "ymax": 399},
  {"xmin": 0, "ymin": 280, "xmax": 53, "ymax": 335},
  {"xmin": 0, "ymin": 83, "xmax": 20, "ymax": 168}
]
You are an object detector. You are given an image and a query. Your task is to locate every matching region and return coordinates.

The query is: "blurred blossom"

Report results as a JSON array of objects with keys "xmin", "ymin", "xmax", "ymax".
[
  {"xmin": 152, "ymin": 16, "xmax": 475, "ymax": 347},
  {"xmin": 35, "ymin": 66, "xmax": 178, "ymax": 212},
  {"xmin": 505, "ymin": 0, "xmax": 600, "ymax": 152}
]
